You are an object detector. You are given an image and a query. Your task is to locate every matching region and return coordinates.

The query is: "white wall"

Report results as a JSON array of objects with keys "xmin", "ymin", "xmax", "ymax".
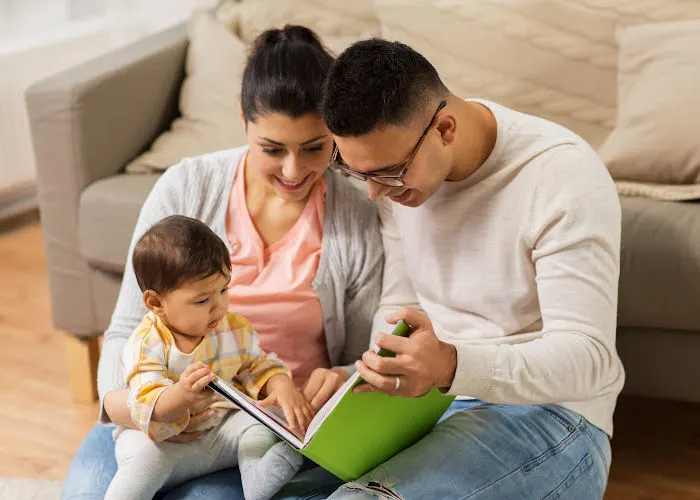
[{"xmin": 0, "ymin": 0, "xmax": 215, "ymax": 221}]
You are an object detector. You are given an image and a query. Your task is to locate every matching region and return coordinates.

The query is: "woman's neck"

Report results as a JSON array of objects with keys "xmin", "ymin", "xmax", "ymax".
[{"xmin": 242, "ymin": 154, "xmax": 315, "ymax": 248}]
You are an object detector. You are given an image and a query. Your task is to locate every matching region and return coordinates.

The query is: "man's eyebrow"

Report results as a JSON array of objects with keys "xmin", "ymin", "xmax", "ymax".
[{"xmin": 258, "ymin": 135, "xmax": 328, "ymax": 146}]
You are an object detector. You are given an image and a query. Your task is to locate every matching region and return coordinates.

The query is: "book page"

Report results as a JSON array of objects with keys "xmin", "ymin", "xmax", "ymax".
[{"xmin": 208, "ymin": 378, "xmax": 304, "ymax": 448}]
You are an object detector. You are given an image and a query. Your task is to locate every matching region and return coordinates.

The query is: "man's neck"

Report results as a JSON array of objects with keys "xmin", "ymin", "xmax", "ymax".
[{"xmin": 446, "ymin": 98, "xmax": 498, "ymax": 182}]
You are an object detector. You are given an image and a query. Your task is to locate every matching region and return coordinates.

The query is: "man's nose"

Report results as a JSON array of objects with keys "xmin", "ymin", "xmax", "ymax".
[{"xmin": 368, "ymin": 181, "xmax": 389, "ymax": 201}]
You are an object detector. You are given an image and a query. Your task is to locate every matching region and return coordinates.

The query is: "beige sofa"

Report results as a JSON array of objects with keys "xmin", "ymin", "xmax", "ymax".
[{"xmin": 26, "ymin": 1, "xmax": 700, "ymax": 403}]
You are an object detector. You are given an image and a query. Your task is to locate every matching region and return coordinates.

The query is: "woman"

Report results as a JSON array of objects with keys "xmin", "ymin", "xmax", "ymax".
[{"xmin": 61, "ymin": 25, "xmax": 383, "ymax": 499}]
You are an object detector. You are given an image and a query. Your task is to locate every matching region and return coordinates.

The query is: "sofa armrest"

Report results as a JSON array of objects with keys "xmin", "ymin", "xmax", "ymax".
[{"xmin": 25, "ymin": 24, "xmax": 188, "ymax": 336}]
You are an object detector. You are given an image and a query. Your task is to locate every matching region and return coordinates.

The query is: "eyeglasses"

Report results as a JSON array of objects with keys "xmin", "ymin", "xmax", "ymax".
[{"xmin": 329, "ymin": 100, "xmax": 447, "ymax": 187}]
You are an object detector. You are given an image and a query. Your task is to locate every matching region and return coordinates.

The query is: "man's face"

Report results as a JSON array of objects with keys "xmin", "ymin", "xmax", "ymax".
[{"xmin": 333, "ymin": 116, "xmax": 451, "ymax": 207}]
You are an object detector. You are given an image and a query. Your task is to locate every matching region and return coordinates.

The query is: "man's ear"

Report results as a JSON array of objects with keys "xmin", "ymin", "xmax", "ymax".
[
  {"xmin": 436, "ymin": 112, "xmax": 457, "ymax": 146},
  {"xmin": 143, "ymin": 290, "xmax": 166, "ymax": 315}
]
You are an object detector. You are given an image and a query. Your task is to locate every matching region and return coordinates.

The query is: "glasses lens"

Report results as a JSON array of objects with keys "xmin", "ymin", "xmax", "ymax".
[
  {"xmin": 371, "ymin": 176, "xmax": 404, "ymax": 187},
  {"xmin": 332, "ymin": 163, "xmax": 367, "ymax": 181}
]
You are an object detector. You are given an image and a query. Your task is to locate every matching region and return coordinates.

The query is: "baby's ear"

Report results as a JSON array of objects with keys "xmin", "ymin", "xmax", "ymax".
[{"xmin": 143, "ymin": 290, "xmax": 165, "ymax": 315}]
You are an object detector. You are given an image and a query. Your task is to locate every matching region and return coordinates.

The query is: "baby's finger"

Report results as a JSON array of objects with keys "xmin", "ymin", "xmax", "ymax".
[
  {"xmin": 294, "ymin": 406, "xmax": 308, "ymax": 433},
  {"xmin": 283, "ymin": 405, "xmax": 299, "ymax": 433},
  {"xmin": 302, "ymin": 401, "xmax": 315, "ymax": 424},
  {"xmin": 192, "ymin": 372, "xmax": 217, "ymax": 392},
  {"xmin": 186, "ymin": 366, "xmax": 212, "ymax": 384}
]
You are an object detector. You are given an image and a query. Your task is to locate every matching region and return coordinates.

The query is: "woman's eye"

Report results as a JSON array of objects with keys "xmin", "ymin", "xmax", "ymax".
[
  {"xmin": 262, "ymin": 148, "xmax": 283, "ymax": 155},
  {"xmin": 304, "ymin": 145, "xmax": 324, "ymax": 153},
  {"xmin": 220, "ymin": 287, "xmax": 229, "ymax": 294}
]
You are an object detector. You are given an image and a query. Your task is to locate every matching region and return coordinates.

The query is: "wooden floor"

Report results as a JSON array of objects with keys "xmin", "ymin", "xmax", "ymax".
[{"xmin": 1, "ymin": 218, "xmax": 699, "ymax": 498}]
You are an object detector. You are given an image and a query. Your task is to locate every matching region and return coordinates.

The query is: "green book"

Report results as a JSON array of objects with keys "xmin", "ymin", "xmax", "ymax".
[{"xmin": 209, "ymin": 321, "xmax": 455, "ymax": 481}]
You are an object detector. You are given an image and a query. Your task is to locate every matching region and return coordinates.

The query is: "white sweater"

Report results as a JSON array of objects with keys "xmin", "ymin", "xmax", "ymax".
[{"xmin": 372, "ymin": 100, "xmax": 625, "ymax": 436}]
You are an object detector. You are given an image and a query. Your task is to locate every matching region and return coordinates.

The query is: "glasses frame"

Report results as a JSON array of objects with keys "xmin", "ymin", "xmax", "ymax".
[{"xmin": 329, "ymin": 100, "xmax": 447, "ymax": 187}]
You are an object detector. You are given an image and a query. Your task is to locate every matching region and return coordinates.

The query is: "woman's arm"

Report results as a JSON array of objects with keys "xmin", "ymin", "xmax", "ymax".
[
  {"xmin": 102, "ymin": 390, "xmax": 135, "ymax": 427},
  {"xmin": 97, "ymin": 164, "xmax": 188, "ymax": 423},
  {"xmin": 339, "ymin": 193, "xmax": 385, "ymax": 369}
]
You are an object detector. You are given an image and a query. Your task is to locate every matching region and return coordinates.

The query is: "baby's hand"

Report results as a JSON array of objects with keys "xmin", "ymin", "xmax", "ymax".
[
  {"xmin": 259, "ymin": 374, "xmax": 315, "ymax": 434},
  {"xmin": 176, "ymin": 361, "xmax": 217, "ymax": 408}
]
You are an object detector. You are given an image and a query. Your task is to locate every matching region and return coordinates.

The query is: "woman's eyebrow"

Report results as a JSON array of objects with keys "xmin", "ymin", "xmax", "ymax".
[{"xmin": 258, "ymin": 135, "xmax": 327, "ymax": 146}]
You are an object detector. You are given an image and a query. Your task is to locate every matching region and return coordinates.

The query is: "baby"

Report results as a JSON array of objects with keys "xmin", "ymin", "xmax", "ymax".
[{"xmin": 105, "ymin": 215, "xmax": 313, "ymax": 500}]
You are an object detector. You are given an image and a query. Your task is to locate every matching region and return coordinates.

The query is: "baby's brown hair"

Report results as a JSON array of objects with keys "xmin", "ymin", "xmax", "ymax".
[{"xmin": 132, "ymin": 215, "xmax": 231, "ymax": 294}]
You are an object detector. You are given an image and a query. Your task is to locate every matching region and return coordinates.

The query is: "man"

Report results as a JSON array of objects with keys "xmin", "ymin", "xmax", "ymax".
[{"xmin": 291, "ymin": 39, "xmax": 624, "ymax": 499}]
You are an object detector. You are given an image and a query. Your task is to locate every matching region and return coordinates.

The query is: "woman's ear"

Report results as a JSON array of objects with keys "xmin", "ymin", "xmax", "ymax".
[
  {"xmin": 143, "ymin": 290, "xmax": 166, "ymax": 316},
  {"xmin": 239, "ymin": 101, "xmax": 247, "ymax": 132}
]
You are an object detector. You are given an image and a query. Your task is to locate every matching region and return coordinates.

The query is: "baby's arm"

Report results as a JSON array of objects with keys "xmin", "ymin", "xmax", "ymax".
[
  {"xmin": 151, "ymin": 362, "xmax": 217, "ymax": 421},
  {"xmin": 228, "ymin": 315, "xmax": 291, "ymax": 400},
  {"xmin": 123, "ymin": 323, "xmax": 191, "ymax": 441}
]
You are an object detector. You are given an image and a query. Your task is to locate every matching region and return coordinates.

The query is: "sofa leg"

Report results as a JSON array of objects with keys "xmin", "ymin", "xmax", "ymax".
[{"xmin": 64, "ymin": 335, "xmax": 99, "ymax": 403}]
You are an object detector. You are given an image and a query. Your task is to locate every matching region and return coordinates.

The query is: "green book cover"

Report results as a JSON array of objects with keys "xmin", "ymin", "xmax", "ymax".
[{"xmin": 209, "ymin": 321, "xmax": 455, "ymax": 481}]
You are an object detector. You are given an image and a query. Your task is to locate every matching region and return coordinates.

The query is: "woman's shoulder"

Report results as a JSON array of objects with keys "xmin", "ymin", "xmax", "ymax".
[
  {"xmin": 162, "ymin": 146, "xmax": 247, "ymax": 186},
  {"xmin": 326, "ymin": 170, "xmax": 378, "ymax": 223},
  {"xmin": 147, "ymin": 147, "xmax": 246, "ymax": 211}
]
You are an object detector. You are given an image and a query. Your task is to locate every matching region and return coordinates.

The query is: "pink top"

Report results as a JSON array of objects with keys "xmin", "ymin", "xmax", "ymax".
[{"xmin": 226, "ymin": 153, "xmax": 330, "ymax": 386}]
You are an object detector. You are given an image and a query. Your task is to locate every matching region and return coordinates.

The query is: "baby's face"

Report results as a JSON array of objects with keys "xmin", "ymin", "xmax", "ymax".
[{"xmin": 161, "ymin": 272, "xmax": 231, "ymax": 337}]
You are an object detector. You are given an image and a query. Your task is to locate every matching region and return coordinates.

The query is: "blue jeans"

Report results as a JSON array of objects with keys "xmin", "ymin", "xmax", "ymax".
[{"xmin": 62, "ymin": 401, "xmax": 611, "ymax": 499}]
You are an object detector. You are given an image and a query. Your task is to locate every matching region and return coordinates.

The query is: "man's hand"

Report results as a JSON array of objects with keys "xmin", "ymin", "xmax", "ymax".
[
  {"xmin": 259, "ymin": 374, "xmax": 315, "ymax": 434},
  {"xmin": 302, "ymin": 367, "xmax": 349, "ymax": 411},
  {"xmin": 354, "ymin": 308, "xmax": 457, "ymax": 397}
]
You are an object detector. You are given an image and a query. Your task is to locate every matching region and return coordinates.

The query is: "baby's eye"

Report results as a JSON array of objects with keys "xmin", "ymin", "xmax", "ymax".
[{"xmin": 195, "ymin": 298, "xmax": 209, "ymax": 305}]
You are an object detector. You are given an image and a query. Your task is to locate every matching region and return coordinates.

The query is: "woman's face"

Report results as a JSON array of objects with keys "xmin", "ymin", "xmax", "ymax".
[{"xmin": 245, "ymin": 112, "xmax": 332, "ymax": 202}]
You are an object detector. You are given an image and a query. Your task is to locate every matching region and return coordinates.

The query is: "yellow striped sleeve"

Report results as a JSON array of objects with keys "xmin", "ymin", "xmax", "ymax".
[
  {"xmin": 226, "ymin": 313, "xmax": 291, "ymax": 400},
  {"xmin": 123, "ymin": 317, "xmax": 189, "ymax": 441}
]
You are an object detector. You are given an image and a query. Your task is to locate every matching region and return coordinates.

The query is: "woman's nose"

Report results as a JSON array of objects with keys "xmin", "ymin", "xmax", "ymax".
[{"xmin": 282, "ymin": 154, "xmax": 304, "ymax": 180}]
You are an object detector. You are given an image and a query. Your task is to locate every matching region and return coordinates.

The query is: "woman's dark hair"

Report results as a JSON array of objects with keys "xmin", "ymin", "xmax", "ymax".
[
  {"xmin": 133, "ymin": 215, "xmax": 231, "ymax": 294},
  {"xmin": 241, "ymin": 25, "xmax": 334, "ymax": 123}
]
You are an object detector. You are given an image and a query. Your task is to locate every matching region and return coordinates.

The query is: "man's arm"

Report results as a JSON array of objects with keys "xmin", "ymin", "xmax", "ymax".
[
  {"xmin": 357, "ymin": 148, "xmax": 624, "ymax": 406},
  {"xmin": 445, "ymin": 147, "xmax": 623, "ymax": 403}
]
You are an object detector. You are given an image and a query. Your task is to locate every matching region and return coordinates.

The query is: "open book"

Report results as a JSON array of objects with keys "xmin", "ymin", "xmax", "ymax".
[{"xmin": 208, "ymin": 322, "xmax": 455, "ymax": 481}]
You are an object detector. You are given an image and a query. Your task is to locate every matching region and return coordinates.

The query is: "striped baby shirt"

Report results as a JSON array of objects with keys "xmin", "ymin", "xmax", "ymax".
[{"xmin": 122, "ymin": 311, "xmax": 289, "ymax": 442}]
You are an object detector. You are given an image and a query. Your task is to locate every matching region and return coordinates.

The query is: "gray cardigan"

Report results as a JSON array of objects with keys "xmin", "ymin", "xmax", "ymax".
[{"xmin": 97, "ymin": 146, "xmax": 384, "ymax": 421}]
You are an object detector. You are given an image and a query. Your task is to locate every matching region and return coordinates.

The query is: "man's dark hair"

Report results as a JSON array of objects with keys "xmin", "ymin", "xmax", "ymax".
[
  {"xmin": 132, "ymin": 215, "xmax": 231, "ymax": 294},
  {"xmin": 322, "ymin": 39, "xmax": 448, "ymax": 136},
  {"xmin": 241, "ymin": 25, "xmax": 334, "ymax": 123}
]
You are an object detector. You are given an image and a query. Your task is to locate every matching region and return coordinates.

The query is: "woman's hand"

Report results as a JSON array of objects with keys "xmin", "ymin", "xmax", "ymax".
[
  {"xmin": 259, "ymin": 374, "xmax": 315, "ymax": 434},
  {"xmin": 165, "ymin": 406, "xmax": 218, "ymax": 443},
  {"xmin": 302, "ymin": 368, "xmax": 350, "ymax": 411}
]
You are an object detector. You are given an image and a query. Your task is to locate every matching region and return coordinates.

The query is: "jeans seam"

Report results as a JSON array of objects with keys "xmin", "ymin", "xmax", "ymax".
[
  {"xmin": 539, "ymin": 405, "xmax": 583, "ymax": 431},
  {"xmin": 541, "ymin": 453, "xmax": 595, "ymax": 500},
  {"xmin": 581, "ymin": 424, "xmax": 607, "ymax": 468},
  {"xmin": 462, "ymin": 426, "xmax": 580, "ymax": 499}
]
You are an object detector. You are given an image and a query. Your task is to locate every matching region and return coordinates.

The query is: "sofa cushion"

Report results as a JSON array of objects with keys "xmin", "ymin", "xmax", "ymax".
[
  {"xmin": 125, "ymin": 11, "xmax": 249, "ymax": 173},
  {"xmin": 618, "ymin": 196, "xmax": 700, "ymax": 331},
  {"xmin": 375, "ymin": 0, "xmax": 700, "ymax": 149},
  {"xmin": 599, "ymin": 19, "xmax": 700, "ymax": 201},
  {"xmin": 80, "ymin": 173, "xmax": 160, "ymax": 273}
]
